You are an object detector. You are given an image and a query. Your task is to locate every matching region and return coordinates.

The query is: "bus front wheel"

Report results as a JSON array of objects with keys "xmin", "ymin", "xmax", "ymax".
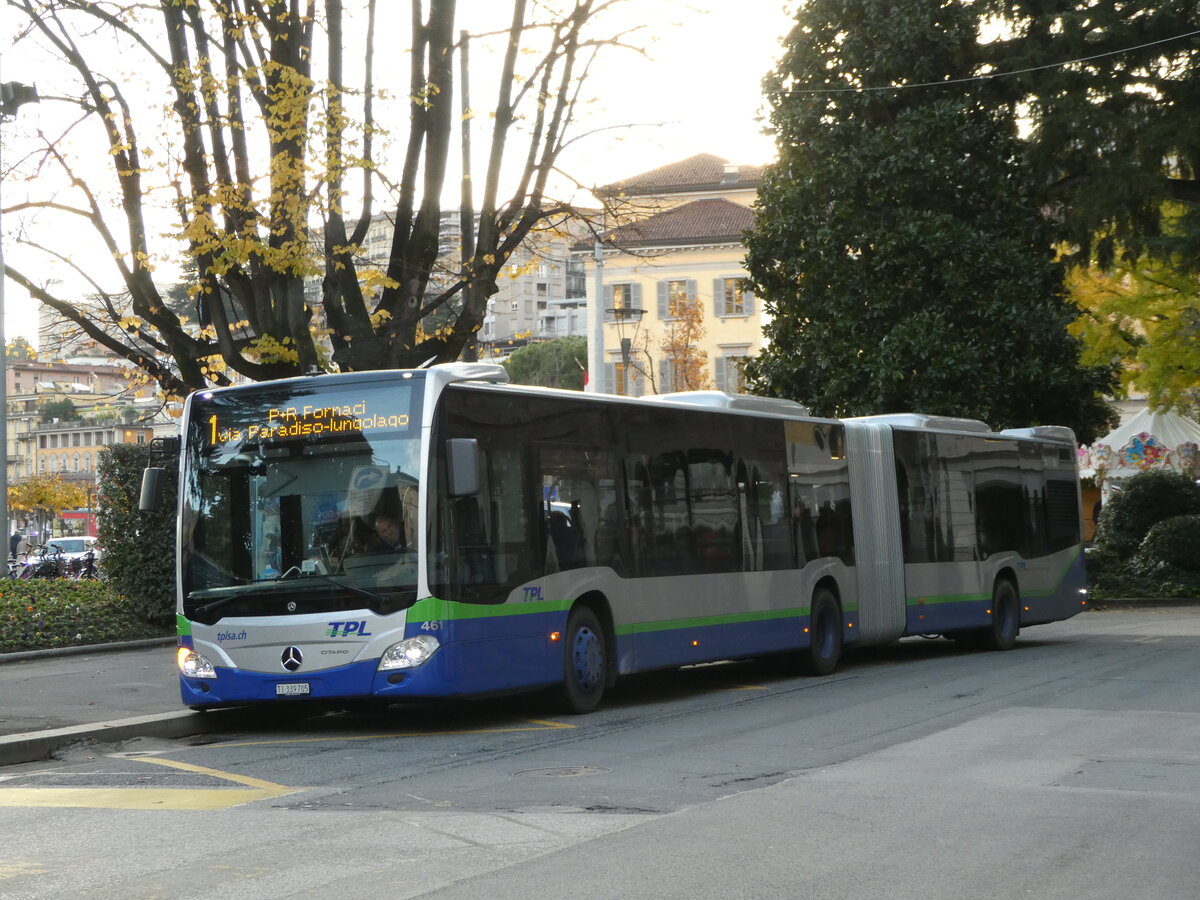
[
  {"xmin": 554, "ymin": 606, "xmax": 608, "ymax": 714},
  {"xmin": 981, "ymin": 578, "xmax": 1019, "ymax": 651},
  {"xmin": 800, "ymin": 588, "xmax": 842, "ymax": 676}
]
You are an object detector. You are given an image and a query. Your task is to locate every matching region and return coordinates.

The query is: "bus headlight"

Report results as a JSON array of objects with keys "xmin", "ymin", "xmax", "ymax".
[
  {"xmin": 378, "ymin": 635, "xmax": 440, "ymax": 671},
  {"xmin": 178, "ymin": 647, "xmax": 216, "ymax": 679}
]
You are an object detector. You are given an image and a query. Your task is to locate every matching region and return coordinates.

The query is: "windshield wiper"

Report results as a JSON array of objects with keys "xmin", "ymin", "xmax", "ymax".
[
  {"xmin": 190, "ymin": 593, "xmax": 244, "ymax": 620},
  {"xmin": 186, "ymin": 569, "xmax": 416, "ymax": 624},
  {"xmin": 274, "ymin": 565, "xmax": 401, "ymax": 609}
]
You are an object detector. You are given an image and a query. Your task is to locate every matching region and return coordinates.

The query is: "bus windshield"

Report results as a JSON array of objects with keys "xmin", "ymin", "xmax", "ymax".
[{"xmin": 181, "ymin": 376, "xmax": 424, "ymax": 622}]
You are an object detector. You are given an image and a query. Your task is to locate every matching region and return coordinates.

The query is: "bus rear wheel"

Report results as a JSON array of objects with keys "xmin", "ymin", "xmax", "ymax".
[
  {"xmin": 981, "ymin": 578, "xmax": 1020, "ymax": 651},
  {"xmin": 554, "ymin": 606, "xmax": 608, "ymax": 714},
  {"xmin": 800, "ymin": 588, "xmax": 842, "ymax": 676}
]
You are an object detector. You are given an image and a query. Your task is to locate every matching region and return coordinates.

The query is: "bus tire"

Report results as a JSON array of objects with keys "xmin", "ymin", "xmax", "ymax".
[
  {"xmin": 981, "ymin": 578, "xmax": 1019, "ymax": 651},
  {"xmin": 554, "ymin": 606, "xmax": 608, "ymax": 714},
  {"xmin": 800, "ymin": 588, "xmax": 842, "ymax": 676}
]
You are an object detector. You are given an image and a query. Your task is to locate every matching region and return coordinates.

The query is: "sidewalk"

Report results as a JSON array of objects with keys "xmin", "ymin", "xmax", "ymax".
[{"xmin": 0, "ymin": 639, "xmax": 246, "ymax": 766}]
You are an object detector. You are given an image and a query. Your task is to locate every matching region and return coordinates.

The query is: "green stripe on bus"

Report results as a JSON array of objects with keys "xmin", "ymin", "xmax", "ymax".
[
  {"xmin": 1024, "ymin": 544, "xmax": 1085, "ymax": 598},
  {"xmin": 407, "ymin": 597, "xmax": 813, "ymax": 636},
  {"xmin": 906, "ymin": 593, "xmax": 988, "ymax": 606},
  {"xmin": 177, "ymin": 615, "xmax": 192, "ymax": 637},
  {"xmin": 407, "ymin": 596, "xmax": 573, "ymax": 621},
  {"xmin": 907, "ymin": 544, "xmax": 1085, "ymax": 605},
  {"xmin": 616, "ymin": 606, "xmax": 808, "ymax": 637}
]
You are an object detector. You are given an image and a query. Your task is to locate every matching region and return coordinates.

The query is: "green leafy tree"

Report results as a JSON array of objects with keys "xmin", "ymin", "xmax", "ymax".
[
  {"xmin": 96, "ymin": 443, "xmax": 178, "ymax": 627},
  {"xmin": 1067, "ymin": 242, "xmax": 1200, "ymax": 413},
  {"xmin": 5, "ymin": 1, "xmax": 631, "ymax": 401},
  {"xmin": 39, "ymin": 397, "xmax": 82, "ymax": 423},
  {"xmin": 9, "ymin": 474, "xmax": 87, "ymax": 541},
  {"xmin": 744, "ymin": 0, "xmax": 1118, "ymax": 443},
  {"xmin": 980, "ymin": 1, "xmax": 1200, "ymax": 269},
  {"xmin": 503, "ymin": 336, "xmax": 587, "ymax": 390}
]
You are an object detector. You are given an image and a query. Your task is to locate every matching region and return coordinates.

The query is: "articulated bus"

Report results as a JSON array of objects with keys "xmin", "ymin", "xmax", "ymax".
[{"xmin": 154, "ymin": 363, "xmax": 1087, "ymax": 713}]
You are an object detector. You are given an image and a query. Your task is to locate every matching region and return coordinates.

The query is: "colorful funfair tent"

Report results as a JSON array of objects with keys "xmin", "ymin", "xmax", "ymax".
[{"xmin": 1078, "ymin": 407, "xmax": 1200, "ymax": 488}]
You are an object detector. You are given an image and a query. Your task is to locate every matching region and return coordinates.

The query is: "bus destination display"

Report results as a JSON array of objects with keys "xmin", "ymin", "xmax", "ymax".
[{"xmin": 205, "ymin": 399, "xmax": 411, "ymax": 445}]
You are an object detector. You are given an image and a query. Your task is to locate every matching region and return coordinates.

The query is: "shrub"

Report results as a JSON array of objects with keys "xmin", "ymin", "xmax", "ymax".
[
  {"xmin": 1094, "ymin": 469, "xmax": 1200, "ymax": 558},
  {"xmin": 1138, "ymin": 515, "xmax": 1200, "ymax": 572},
  {"xmin": 1121, "ymin": 553, "xmax": 1200, "ymax": 599},
  {"xmin": 0, "ymin": 579, "xmax": 170, "ymax": 653},
  {"xmin": 96, "ymin": 443, "xmax": 179, "ymax": 627}
]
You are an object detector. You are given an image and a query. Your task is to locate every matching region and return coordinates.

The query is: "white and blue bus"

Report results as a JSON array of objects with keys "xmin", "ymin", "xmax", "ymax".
[{"xmin": 154, "ymin": 363, "xmax": 1087, "ymax": 713}]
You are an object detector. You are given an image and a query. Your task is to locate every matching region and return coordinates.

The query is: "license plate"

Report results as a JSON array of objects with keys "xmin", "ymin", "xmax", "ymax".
[{"xmin": 276, "ymin": 682, "xmax": 311, "ymax": 696}]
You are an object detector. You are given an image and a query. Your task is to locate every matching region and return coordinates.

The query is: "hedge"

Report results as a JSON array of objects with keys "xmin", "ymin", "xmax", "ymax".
[
  {"xmin": 96, "ymin": 443, "xmax": 178, "ymax": 627},
  {"xmin": 0, "ymin": 579, "xmax": 171, "ymax": 654}
]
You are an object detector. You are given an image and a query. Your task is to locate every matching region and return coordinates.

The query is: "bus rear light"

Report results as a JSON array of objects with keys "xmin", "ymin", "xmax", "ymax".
[
  {"xmin": 549, "ymin": 631, "xmax": 561, "ymax": 642},
  {"xmin": 379, "ymin": 635, "xmax": 440, "ymax": 671},
  {"xmin": 691, "ymin": 640, "xmax": 699, "ymax": 647},
  {"xmin": 178, "ymin": 648, "xmax": 216, "ymax": 679}
]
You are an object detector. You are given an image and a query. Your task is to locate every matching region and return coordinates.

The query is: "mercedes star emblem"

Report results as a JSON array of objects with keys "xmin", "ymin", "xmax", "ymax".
[{"xmin": 281, "ymin": 646, "xmax": 303, "ymax": 672}]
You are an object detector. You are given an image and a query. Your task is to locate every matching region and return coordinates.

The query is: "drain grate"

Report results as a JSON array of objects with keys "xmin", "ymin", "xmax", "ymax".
[{"xmin": 512, "ymin": 765, "xmax": 611, "ymax": 778}]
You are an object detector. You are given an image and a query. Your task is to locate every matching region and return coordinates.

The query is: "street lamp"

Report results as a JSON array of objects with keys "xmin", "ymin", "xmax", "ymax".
[
  {"xmin": 0, "ymin": 80, "xmax": 41, "ymax": 540},
  {"xmin": 605, "ymin": 305, "xmax": 644, "ymax": 393}
]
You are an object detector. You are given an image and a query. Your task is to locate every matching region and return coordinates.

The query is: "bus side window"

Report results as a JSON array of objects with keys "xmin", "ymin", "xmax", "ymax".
[{"xmin": 537, "ymin": 444, "xmax": 620, "ymax": 576}]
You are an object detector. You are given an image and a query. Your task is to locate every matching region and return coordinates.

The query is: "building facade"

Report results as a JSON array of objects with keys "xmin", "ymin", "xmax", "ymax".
[{"xmin": 575, "ymin": 153, "xmax": 765, "ymax": 395}]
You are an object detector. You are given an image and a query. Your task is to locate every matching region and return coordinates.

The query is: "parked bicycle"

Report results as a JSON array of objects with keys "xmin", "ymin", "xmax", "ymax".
[
  {"xmin": 73, "ymin": 548, "xmax": 101, "ymax": 580},
  {"xmin": 26, "ymin": 546, "xmax": 66, "ymax": 579}
]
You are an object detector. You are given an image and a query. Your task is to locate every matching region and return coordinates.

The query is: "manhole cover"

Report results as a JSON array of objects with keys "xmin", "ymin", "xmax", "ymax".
[{"xmin": 512, "ymin": 766, "xmax": 611, "ymax": 778}]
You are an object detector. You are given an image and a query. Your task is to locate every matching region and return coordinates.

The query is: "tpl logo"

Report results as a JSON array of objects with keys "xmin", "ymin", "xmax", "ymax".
[{"xmin": 326, "ymin": 620, "xmax": 373, "ymax": 638}]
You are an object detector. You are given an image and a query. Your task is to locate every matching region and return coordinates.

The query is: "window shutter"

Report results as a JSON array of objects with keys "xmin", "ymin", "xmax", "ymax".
[
  {"xmin": 743, "ymin": 286, "xmax": 755, "ymax": 316},
  {"xmin": 604, "ymin": 285, "xmax": 614, "ymax": 322},
  {"xmin": 686, "ymin": 279, "xmax": 697, "ymax": 305},
  {"xmin": 632, "ymin": 282, "xmax": 643, "ymax": 310},
  {"xmin": 713, "ymin": 278, "xmax": 724, "ymax": 317},
  {"xmin": 715, "ymin": 357, "xmax": 727, "ymax": 392},
  {"xmin": 633, "ymin": 369, "xmax": 645, "ymax": 397},
  {"xmin": 658, "ymin": 281, "xmax": 669, "ymax": 318},
  {"xmin": 604, "ymin": 363, "xmax": 614, "ymax": 395}
]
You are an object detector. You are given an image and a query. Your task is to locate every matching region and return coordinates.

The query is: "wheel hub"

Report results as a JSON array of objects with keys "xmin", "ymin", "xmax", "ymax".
[{"xmin": 571, "ymin": 626, "xmax": 604, "ymax": 690}]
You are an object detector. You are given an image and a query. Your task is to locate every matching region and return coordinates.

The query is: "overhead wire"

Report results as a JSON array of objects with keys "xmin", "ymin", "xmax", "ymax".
[{"xmin": 778, "ymin": 28, "xmax": 1200, "ymax": 94}]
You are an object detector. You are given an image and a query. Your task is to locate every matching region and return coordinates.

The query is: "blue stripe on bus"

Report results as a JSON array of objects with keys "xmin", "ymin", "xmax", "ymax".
[{"xmin": 179, "ymin": 605, "xmax": 834, "ymax": 705}]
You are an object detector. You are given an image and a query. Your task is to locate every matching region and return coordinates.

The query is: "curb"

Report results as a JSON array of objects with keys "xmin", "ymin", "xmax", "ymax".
[
  {"xmin": 0, "ymin": 707, "xmax": 262, "ymax": 768},
  {"xmin": 0, "ymin": 636, "xmax": 175, "ymax": 665},
  {"xmin": 1087, "ymin": 597, "xmax": 1200, "ymax": 609}
]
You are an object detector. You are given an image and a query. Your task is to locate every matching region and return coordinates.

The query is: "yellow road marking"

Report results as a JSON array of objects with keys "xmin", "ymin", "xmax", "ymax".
[
  {"xmin": 0, "ymin": 862, "xmax": 49, "ymax": 880},
  {"xmin": 0, "ymin": 787, "xmax": 290, "ymax": 811},
  {"xmin": 0, "ymin": 757, "xmax": 298, "ymax": 811},
  {"xmin": 717, "ymin": 683, "xmax": 767, "ymax": 691},
  {"xmin": 129, "ymin": 755, "xmax": 295, "ymax": 792},
  {"xmin": 210, "ymin": 716, "xmax": 575, "ymax": 749},
  {"xmin": 0, "ymin": 718, "xmax": 574, "ymax": 808}
]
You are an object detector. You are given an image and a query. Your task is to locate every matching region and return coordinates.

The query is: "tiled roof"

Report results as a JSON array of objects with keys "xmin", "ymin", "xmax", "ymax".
[
  {"xmin": 574, "ymin": 198, "xmax": 754, "ymax": 250},
  {"xmin": 597, "ymin": 153, "xmax": 763, "ymax": 196}
]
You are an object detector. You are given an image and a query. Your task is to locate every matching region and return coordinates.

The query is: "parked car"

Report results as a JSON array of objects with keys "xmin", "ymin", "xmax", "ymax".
[{"xmin": 44, "ymin": 536, "xmax": 101, "ymax": 567}]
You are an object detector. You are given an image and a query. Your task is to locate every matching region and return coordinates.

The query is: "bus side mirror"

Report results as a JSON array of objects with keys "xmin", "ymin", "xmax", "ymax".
[
  {"xmin": 139, "ymin": 467, "xmax": 167, "ymax": 511},
  {"xmin": 446, "ymin": 439, "xmax": 480, "ymax": 497}
]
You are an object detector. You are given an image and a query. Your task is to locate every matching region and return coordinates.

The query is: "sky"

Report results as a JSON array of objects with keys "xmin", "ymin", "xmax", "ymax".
[{"xmin": 0, "ymin": 0, "xmax": 796, "ymax": 347}]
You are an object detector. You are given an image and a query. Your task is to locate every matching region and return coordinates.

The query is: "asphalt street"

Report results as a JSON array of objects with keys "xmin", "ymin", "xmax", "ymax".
[{"xmin": 0, "ymin": 600, "xmax": 1187, "ymax": 768}]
